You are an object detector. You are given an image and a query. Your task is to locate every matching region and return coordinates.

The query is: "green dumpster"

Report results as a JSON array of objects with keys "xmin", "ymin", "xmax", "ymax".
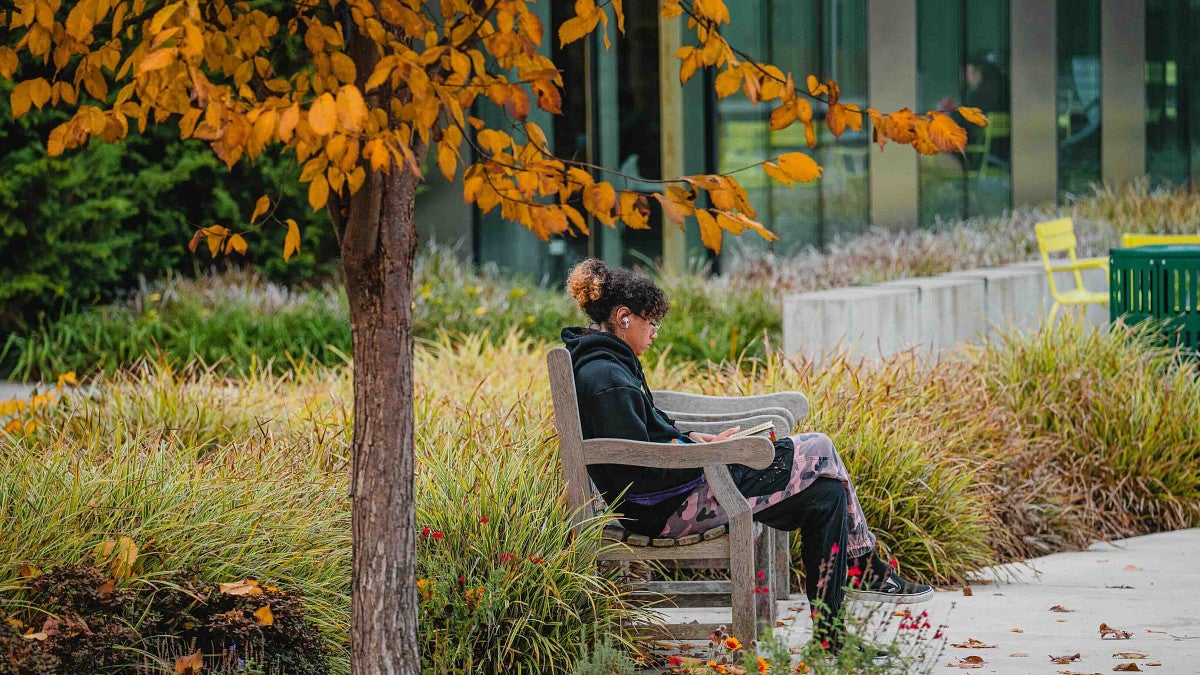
[{"xmin": 1110, "ymin": 244, "xmax": 1200, "ymax": 355}]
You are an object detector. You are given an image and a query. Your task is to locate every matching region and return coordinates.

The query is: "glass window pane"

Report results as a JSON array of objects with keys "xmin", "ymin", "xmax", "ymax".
[
  {"xmin": 719, "ymin": 0, "xmax": 869, "ymax": 257},
  {"xmin": 918, "ymin": 1, "xmax": 1011, "ymax": 226},
  {"xmin": 1057, "ymin": 0, "xmax": 1102, "ymax": 197},
  {"xmin": 1145, "ymin": 0, "xmax": 1195, "ymax": 187}
]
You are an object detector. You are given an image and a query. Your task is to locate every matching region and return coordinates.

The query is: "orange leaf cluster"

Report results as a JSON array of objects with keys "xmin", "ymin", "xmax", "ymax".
[{"xmin": 0, "ymin": 0, "xmax": 985, "ymax": 256}]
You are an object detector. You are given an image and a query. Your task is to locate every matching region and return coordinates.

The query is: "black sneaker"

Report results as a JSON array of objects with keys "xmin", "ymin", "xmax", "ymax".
[{"xmin": 846, "ymin": 567, "xmax": 934, "ymax": 604}]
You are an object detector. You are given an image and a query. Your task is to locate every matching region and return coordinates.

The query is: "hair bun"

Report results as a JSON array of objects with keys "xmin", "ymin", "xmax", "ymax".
[{"xmin": 565, "ymin": 258, "xmax": 608, "ymax": 311}]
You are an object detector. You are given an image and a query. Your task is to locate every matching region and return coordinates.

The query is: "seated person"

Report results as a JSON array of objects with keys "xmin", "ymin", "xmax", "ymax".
[{"xmin": 560, "ymin": 258, "xmax": 932, "ymax": 648}]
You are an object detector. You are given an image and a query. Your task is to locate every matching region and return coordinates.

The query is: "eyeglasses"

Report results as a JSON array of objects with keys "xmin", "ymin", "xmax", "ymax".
[{"xmin": 637, "ymin": 314, "xmax": 661, "ymax": 332}]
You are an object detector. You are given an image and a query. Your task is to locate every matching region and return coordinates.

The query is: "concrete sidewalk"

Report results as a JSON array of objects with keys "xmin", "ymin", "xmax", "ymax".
[
  {"xmin": 655, "ymin": 529, "xmax": 1200, "ymax": 673},
  {"xmin": 923, "ymin": 528, "xmax": 1200, "ymax": 674}
]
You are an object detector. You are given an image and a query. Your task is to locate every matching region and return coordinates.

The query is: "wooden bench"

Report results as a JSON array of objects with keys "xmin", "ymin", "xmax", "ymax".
[{"xmin": 546, "ymin": 346, "xmax": 810, "ymax": 642}]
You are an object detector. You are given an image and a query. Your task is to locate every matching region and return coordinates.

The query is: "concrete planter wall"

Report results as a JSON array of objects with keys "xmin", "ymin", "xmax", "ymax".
[{"xmin": 782, "ymin": 260, "xmax": 1110, "ymax": 362}]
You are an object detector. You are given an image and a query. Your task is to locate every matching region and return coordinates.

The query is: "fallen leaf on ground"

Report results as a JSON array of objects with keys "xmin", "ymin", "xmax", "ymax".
[
  {"xmin": 947, "ymin": 655, "xmax": 985, "ymax": 668},
  {"xmin": 1051, "ymin": 605, "xmax": 1075, "ymax": 612},
  {"xmin": 174, "ymin": 651, "xmax": 203, "ymax": 675},
  {"xmin": 1051, "ymin": 653, "xmax": 1083, "ymax": 664},
  {"xmin": 1107, "ymin": 585, "xmax": 1135, "ymax": 589},
  {"xmin": 1144, "ymin": 662, "xmax": 1161, "ymax": 666},
  {"xmin": 1113, "ymin": 664, "xmax": 1141, "ymax": 672},
  {"xmin": 1144, "ymin": 629, "xmax": 1165, "ymax": 634},
  {"xmin": 1011, "ymin": 628, "xmax": 1024, "ymax": 633},
  {"xmin": 1010, "ymin": 652, "xmax": 1029, "ymax": 657},
  {"xmin": 1124, "ymin": 565, "xmax": 1141, "ymax": 571},
  {"xmin": 1057, "ymin": 671, "xmax": 1099, "ymax": 675},
  {"xmin": 219, "ymin": 579, "xmax": 263, "ymax": 596},
  {"xmin": 1101, "ymin": 623, "xmax": 1133, "ymax": 639},
  {"xmin": 952, "ymin": 638, "xmax": 996, "ymax": 649},
  {"xmin": 1112, "ymin": 653, "xmax": 1147, "ymax": 659},
  {"xmin": 1098, "ymin": 559, "xmax": 1109, "ymax": 563},
  {"xmin": 962, "ymin": 587, "xmax": 973, "ymax": 596},
  {"xmin": 1058, "ymin": 619, "xmax": 1070, "ymax": 623}
]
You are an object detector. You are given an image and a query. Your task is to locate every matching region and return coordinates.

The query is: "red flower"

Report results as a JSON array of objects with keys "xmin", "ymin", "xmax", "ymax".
[
  {"xmin": 756, "ymin": 569, "xmax": 766, "ymax": 580},
  {"xmin": 847, "ymin": 565, "xmax": 862, "ymax": 577},
  {"xmin": 889, "ymin": 557, "xmax": 899, "ymax": 570},
  {"xmin": 431, "ymin": 530, "xmax": 445, "ymax": 540},
  {"xmin": 830, "ymin": 543, "xmax": 839, "ymax": 555},
  {"xmin": 458, "ymin": 575, "xmax": 466, "ymax": 584},
  {"xmin": 668, "ymin": 655, "xmax": 684, "ymax": 666},
  {"xmin": 421, "ymin": 526, "xmax": 431, "ymax": 537},
  {"xmin": 499, "ymin": 552, "xmax": 515, "ymax": 563},
  {"xmin": 820, "ymin": 640, "xmax": 830, "ymax": 649},
  {"xmin": 528, "ymin": 555, "xmax": 544, "ymax": 564},
  {"xmin": 480, "ymin": 516, "xmax": 489, "ymax": 524}
]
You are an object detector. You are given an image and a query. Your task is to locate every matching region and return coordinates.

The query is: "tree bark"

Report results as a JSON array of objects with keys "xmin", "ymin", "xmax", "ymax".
[{"xmin": 342, "ymin": 160, "xmax": 422, "ymax": 674}]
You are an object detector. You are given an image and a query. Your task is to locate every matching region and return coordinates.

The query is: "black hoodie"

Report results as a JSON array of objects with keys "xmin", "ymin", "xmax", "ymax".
[{"xmin": 561, "ymin": 327, "xmax": 702, "ymax": 536}]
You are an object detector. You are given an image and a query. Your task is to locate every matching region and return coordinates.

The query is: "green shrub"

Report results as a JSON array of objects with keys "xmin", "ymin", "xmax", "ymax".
[{"xmin": 0, "ymin": 80, "xmax": 339, "ymax": 334}]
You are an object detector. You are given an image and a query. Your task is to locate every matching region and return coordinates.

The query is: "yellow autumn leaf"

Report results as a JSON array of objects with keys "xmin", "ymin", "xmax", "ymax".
[
  {"xmin": 173, "ymin": 651, "xmax": 203, "ymax": 675},
  {"xmin": 138, "ymin": 48, "xmax": 179, "ymax": 74},
  {"xmin": 254, "ymin": 605, "xmax": 274, "ymax": 626},
  {"xmin": 762, "ymin": 161, "xmax": 792, "ymax": 186},
  {"xmin": 250, "ymin": 195, "xmax": 270, "ymax": 224},
  {"xmin": 695, "ymin": 209, "xmax": 722, "ymax": 253},
  {"xmin": 56, "ymin": 371, "xmax": 78, "ymax": 389},
  {"xmin": 284, "ymin": 219, "xmax": 301, "ymax": 261},
  {"xmin": 93, "ymin": 536, "xmax": 138, "ymax": 579},
  {"xmin": 335, "ymin": 85, "xmax": 368, "ymax": 133},
  {"xmin": 278, "ymin": 103, "xmax": 300, "ymax": 143},
  {"xmin": 9, "ymin": 82, "xmax": 32, "ymax": 118},
  {"xmin": 308, "ymin": 93, "xmax": 337, "ymax": 136},
  {"xmin": 928, "ymin": 112, "xmax": 967, "ymax": 152},
  {"xmin": 714, "ymin": 64, "xmax": 742, "ymax": 99},
  {"xmin": 769, "ymin": 100, "xmax": 795, "ymax": 131},
  {"xmin": 330, "ymin": 51, "xmax": 357, "ymax": 84},
  {"xmin": 219, "ymin": 580, "xmax": 264, "ymax": 596},
  {"xmin": 826, "ymin": 102, "xmax": 846, "ymax": 138},
  {"xmin": 776, "ymin": 151, "xmax": 822, "ymax": 182},
  {"xmin": 806, "ymin": 74, "xmax": 827, "ymax": 97},
  {"xmin": 0, "ymin": 46, "xmax": 18, "ymax": 79},
  {"xmin": 225, "ymin": 233, "xmax": 248, "ymax": 255},
  {"xmin": 308, "ymin": 176, "xmax": 330, "ymax": 210},
  {"xmin": 957, "ymin": 106, "xmax": 989, "ymax": 127}
]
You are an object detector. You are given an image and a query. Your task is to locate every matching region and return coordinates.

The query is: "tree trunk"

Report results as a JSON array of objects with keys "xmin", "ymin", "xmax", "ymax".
[{"xmin": 341, "ymin": 160, "xmax": 422, "ymax": 674}]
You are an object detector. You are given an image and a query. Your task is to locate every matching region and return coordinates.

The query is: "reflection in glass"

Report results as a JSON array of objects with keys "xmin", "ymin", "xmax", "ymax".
[
  {"xmin": 1057, "ymin": 0, "xmax": 1101, "ymax": 197},
  {"xmin": 1145, "ymin": 0, "xmax": 1199, "ymax": 188},
  {"xmin": 717, "ymin": 0, "xmax": 869, "ymax": 257},
  {"xmin": 917, "ymin": 0, "xmax": 1011, "ymax": 226}
]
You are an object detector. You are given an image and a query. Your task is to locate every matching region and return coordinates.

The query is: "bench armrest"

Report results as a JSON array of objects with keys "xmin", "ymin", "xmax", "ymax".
[
  {"xmin": 581, "ymin": 436, "xmax": 774, "ymax": 469},
  {"xmin": 1047, "ymin": 256, "xmax": 1108, "ymax": 272},
  {"xmin": 652, "ymin": 390, "xmax": 809, "ymax": 421}
]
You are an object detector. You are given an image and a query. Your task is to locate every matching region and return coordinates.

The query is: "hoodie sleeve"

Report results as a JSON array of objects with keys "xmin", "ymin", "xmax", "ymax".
[{"xmin": 584, "ymin": 385, "xmax": 699, "ymax": 495}]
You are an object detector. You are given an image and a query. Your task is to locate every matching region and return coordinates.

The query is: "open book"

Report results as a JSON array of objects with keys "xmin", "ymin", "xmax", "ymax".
[{"xmin": 727, "ymin": 421, "xmax": 776, "ymax": 440}]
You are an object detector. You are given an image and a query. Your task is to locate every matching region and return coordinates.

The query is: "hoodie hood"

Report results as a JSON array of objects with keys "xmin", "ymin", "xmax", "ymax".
[{"xmin": 561, "ymin": 326, "xmax": 642, "ymax": 377}]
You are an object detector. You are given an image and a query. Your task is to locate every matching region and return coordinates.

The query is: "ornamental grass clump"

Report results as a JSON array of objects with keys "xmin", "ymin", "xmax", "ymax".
[{"xmin": 2, "ymin": 334, "xmax": 639, "ymax": 675}]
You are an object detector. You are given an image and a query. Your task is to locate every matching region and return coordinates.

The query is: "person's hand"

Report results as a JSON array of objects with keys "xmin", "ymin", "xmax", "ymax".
[{"xmin": 687, "ymin": 426, "xmax": 741, "ymax": 443}]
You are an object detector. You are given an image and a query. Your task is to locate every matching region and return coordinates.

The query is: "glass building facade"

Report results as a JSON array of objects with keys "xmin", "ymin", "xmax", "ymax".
[
  {"xmin": 1057, "ymin": 1, "xmax": 1102, "ymax": 197},
  {"xmin": 717, "ymin": 0, "xmax": 870, "ymax": 256},
  {"xmin": 916, "ymin": 0, "xmax": 1011, "ymax": 226},
  {"xmin": 412, "ymin": 0, "xmax": 1200, "ymax": 280}
]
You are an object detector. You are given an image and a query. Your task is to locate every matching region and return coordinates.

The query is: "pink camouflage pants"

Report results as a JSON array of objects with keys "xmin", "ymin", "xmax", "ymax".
[{"xmin": 657, "ymin": 432, "xmax": 877, "ymax": 558}]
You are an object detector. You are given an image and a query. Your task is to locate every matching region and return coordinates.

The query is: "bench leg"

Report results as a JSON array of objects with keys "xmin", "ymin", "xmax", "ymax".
[
  {"xmin": 729, "ymin": 515, "xmax": 757, "ymax": 643},
  {"xmin": 773, "ymin": 529, "xmax": 790, "ymax": 600},
  {"xmin": 755, "ymin": 528, "xmax": 776, "ymax": 629}
]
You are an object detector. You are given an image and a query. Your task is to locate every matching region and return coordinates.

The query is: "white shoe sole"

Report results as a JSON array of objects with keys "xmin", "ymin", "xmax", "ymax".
[{"xmin": 846, "ymin": 587, "xmax": 935, "ymax": 604}]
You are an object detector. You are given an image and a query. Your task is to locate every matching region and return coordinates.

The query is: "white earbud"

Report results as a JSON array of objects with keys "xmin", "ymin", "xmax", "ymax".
[{"xmin": 621, "ymin": 317, "xmax": 629, "ymax": 328}]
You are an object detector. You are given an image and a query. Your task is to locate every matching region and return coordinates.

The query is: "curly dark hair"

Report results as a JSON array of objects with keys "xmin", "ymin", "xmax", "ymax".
[{"xmin": 565, "ymin": 258, "xmax": 670, "ymax": 328}]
